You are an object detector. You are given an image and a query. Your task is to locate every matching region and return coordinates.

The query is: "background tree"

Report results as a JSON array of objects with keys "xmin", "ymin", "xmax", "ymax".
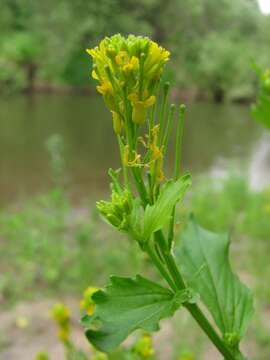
[{"xmin": 0, "ymin": 0, "xmax": 269, "ymax": 101}]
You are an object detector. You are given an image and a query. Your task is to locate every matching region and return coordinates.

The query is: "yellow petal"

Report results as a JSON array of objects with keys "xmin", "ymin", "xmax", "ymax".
[
  {"xmin": 144, "ymin": 95, "xmax": 156, "ymax": 108},
  {"xmin": 86, "ymin": 48, "xmax": 97, "ymax": 58},
  {"xmin": 97, "ymin": 81, "xmax": 112, "ymax": 95},
  {"xmin": 128, "ymin": 93, "xmax": 138, "ymax": 103},
  {"xmin": 115, "ymin": 51, "xmax": 129, "ymax": 65},
  {"xmin": 130, "ymin": 56, "xmax": 139, "ymax": 67},
  {"xmin": 92, "ymin": 69, "xmax": 99, "ymax": 80}
]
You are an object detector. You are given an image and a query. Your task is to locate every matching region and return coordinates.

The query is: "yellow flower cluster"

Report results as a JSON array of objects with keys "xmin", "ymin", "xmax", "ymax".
[
  {"xmin": 50, "ymin": 303, "xmax": 71, "ymax": 342},
  {"xmin": 87, "ymin": 34, "xmax": 170, "ymax": 131},
  {"xmin": 80, "ymin": 286, "xmax": 99, "ymax": 315},
  {"xmin": 132, "ymin": 333, "xmax": 154, "ymax": 358}
]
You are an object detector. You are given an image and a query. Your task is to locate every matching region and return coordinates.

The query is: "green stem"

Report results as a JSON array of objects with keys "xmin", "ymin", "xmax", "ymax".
[
  {"xmin": 145, "ymin": 243, "xmax": 177, "ymax": 291},
  {"xmin": 154, "ymin": 231, "xmax": 238, "ymax": 360},
  {"xmin": 131, "ymin": 167, "xmax": 149, "ymax": 207},
  {"xmin": 167, "ymin": 207, "xmax": 175, "ymax": 250},
  {"xmin": 117, "ymin": 135, "xmax": 130, "ymax": 190},
  {"xmin": 163, "ymin": 103, "xmax": 176, "ymax": 156},
  {"xmin": 158, "ymin": 82, "xmax": 170, "ymax": 146},
  {"xmin": 168, "ymin": 104, "xmax": 186, "ymax": 249},
  {"xmin": 174, "ymin": 104, "xmax": 186, "ymax": 179}
]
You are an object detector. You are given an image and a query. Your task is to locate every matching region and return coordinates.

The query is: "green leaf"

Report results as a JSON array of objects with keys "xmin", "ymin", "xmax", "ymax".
[
  {"xmin": 143, "ymin": 174, "xmax": 191, "ymax": 240},
  {"xmin": 83, "ymin": 275, "xmax": 185, "ymax": 352},
  {"xmin": 176, "ymin": 218, "xmax": 254, "ymax": 345},
  {"xmin": 252, "ymin": 93, "xmax": 270, "ymax": 129}
]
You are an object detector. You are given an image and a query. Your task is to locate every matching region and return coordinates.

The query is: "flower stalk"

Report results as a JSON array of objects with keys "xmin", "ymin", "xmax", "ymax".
[{"xmin": 85, "ymin": 34, "xmax": 249, "ymax": 360}]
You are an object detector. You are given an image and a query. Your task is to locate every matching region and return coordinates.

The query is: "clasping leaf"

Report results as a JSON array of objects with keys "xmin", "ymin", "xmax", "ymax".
[
  {"xmin": 142, "ymin": 174, "xmax": 191, "ymax": 241},
  {"xmin": 83, "ymin": 275, "xmax": 187, "ymax": 352},
  {"xmin": 176, "ymin": 218, "xmax": 254, "ymax": 349}
]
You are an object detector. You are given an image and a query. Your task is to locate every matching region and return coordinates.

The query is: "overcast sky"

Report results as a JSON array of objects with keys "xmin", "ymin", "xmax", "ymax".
[{"xmin": 258, "ymin": 0, "xmax": 270, "ymax": 14}]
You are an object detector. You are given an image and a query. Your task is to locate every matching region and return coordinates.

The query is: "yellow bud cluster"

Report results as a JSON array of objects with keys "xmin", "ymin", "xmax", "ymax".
[
  {"xmin": 132, "ymin": 333, "xmax": 154, "ymax": 358},
  {"xmin": 87, "ymin": 34, "xmax": 170, "ymax": 131},
  {"xmin": 50, "ymin": 303, "xmax": 71, "ymax": 343}
]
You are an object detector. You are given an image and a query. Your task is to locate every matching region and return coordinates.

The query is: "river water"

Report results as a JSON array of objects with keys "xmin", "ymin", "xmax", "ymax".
[{"xmin": 0, "ymin": 94, "xmax": 269, "ymax": 206}]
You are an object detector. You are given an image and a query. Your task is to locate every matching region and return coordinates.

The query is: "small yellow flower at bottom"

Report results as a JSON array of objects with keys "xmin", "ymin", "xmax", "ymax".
[
  {"xmin": 133, "ymin": 333, "xmax": 154, "ymax": 358},
  {"xmin": 80, "ymin": 286, "xmax": 99, "ymax": 315},
  {"xmin": 50, "ymin": 303, "xmax": 71, "ymax": 342},
  {"xmin": 178, "ymin": 351, "xmax": 195, "ymax": 360},
  {"xmin": 92, "ymin": 352, "xmax": 108, "ymax": 360},
  {"xmin": 58, "ymin": 327, "xmax": 70, "ymax": 342},
  {"xmin": 35, "ymin": 351, "xmax": 49, "ymax": 360},
  {"xmin": 16, "ymin": 316, "xmax": 29, "ymax": 328}
]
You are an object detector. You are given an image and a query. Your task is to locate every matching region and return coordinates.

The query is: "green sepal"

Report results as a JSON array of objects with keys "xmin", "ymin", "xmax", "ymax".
[
  {"xmin": 176, "ymin": 217, "xmax": 254, "ymax": 347},
  {"xmin": 82, "ymin": 275, "xmax": 189, "ymax": 352}
]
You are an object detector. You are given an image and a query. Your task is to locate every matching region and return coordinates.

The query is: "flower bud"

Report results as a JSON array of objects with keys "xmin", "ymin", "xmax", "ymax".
[
  {"xmin": 132, "ymin": 101, "xmax": 147, "ymax": 124},
  {"xmin": 112, "ymin": 111, "xmax": 122, "ymax": 134}
]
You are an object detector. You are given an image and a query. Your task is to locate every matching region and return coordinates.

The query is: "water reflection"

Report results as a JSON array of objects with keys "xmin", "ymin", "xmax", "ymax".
[{"xmin": 0, "ymin": 95, "xmax": 267, "ymax": 205}]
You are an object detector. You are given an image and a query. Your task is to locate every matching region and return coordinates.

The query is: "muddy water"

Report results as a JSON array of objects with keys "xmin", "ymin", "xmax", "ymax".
[{"xmin": 0, "ymin": 94, "xmax": 268, "ymax": 205}]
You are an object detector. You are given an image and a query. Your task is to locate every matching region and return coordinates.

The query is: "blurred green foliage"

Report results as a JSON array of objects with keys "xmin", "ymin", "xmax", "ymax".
[
  {"xmin": 0, "ymin": 0, "xmax": 269, "ymax": 100},
  {"xmin": 252, "ymin": 67, "xmax": 270, "ymax": 127}
]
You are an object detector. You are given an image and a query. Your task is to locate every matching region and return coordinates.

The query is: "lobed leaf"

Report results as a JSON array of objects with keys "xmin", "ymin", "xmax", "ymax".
[
  {"xmin": 83, "ymin": 275, "xmax": 186, "ymax": 352},
  {"xmin": 176, "ymin": 218, "xmax": 254, "ymax": 347}
]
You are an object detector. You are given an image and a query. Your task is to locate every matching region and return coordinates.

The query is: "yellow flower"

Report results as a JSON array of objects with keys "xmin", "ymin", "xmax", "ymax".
[
  {"xmin": 86, "ymin": 47, "xmax": 98, "ymax": 59},
  {"xmin": 16, "ymin": 316, "xmax": 29, "ymax": 329},
  {"xmin": 150, "ymin": 42, "xmax": 170, "ymax": 63},
  {"xmin": 123, "ymin": 56, "xmax": 139, "ymax": 74},
  {"xmin": 128, "ymin": 93, "xmax": 156, "ymax": 124},
  {"xmin": 50, "ymin": 303, "xmax": 71, "ymax": 343},
  {"xmin": 58, "ymin": 327, "xmax": 70, "ymax": 342},
  {"xmin": 92, "ymin": 69, "xmax": 99, "ymax": 80},
  {"xmin": 51, "ymin": 303, "xmax": 70, "ymax": 323},
  {"xmin": 133, "ymin": 333, "xmax": 154, "ymax": 358},
  {"xmin": 97, "ymin": 81, "xmax": 112, "ymax": 95},
  {"xmin": 80, "ymin": 287, "xmax": 99, "ymax": 316},
  {"xmin": 87, "ymin": 35, "xmax": 169, "ymax": 131},
  {"xmin": 123, "ymin": 145, "xmax": 142, "ymax": 167},
  {"xmin": 115, "ymin": 51, "xmax": 129, "ymax": 65},
  {"xmin": 144, "ymin": 41, "xmax": 170, "ymax": 77},
  {"xmin": 35, "ymin": 352, "xmax": 49, "ymax": 360}
]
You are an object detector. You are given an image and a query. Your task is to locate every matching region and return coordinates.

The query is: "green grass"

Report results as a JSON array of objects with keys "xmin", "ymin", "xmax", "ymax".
[{"xmin": 0, "ymin": 188, "xmax": 145, "ymax": 307}]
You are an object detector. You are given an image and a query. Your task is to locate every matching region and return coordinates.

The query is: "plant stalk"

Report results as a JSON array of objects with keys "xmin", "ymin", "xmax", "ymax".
[{"xmin": 154, "ymin": 231, "xmax": 239, "ymax": 360}]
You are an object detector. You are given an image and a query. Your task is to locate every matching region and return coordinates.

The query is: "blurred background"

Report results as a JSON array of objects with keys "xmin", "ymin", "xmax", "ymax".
[{"xmin": 0, "ymin": 0, "xmax": 270, "ymax": 359}]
